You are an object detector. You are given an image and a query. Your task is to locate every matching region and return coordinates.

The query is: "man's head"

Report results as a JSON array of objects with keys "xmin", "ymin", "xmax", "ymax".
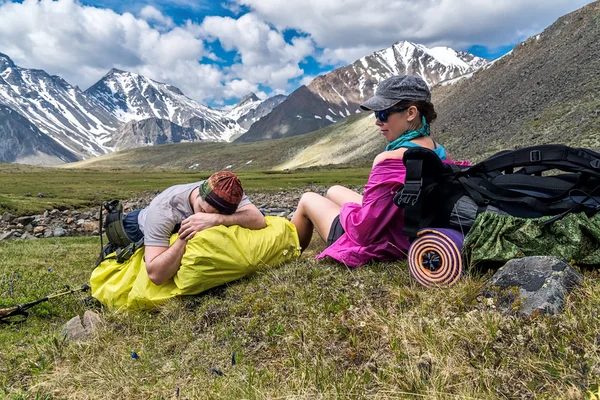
[{"xmin": 198, "ymin": 171, "xmax": 243, "ymax": 214}]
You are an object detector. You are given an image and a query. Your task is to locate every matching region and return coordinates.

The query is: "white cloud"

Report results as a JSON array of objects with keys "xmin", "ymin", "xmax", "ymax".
[
  {"xmin": 139, "ymin": 5, "xmax": 174, "ymax": 29},
  {"xmin": 0, "ymin": 0, "xmax": 226, "ymax": 101},
  {"xmin": 223, "ymin": 78, "xmax": 258, "ymax": 99},
  {"xmin": 200, "ymin": 13, "xmax": 314, "ymax": 91},
  {"xmin": 0, "ymin": 0, "xmax": 594, "ymax": 106},
  {"xmin": 236, "ymin": 0, "xmax": 595, "ymax": 63}
]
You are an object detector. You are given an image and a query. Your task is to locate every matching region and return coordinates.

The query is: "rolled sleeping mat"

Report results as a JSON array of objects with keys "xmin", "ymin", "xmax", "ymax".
[{"xmin": 408, "ymin": 228, "xmax": 465, "ymax": 287}]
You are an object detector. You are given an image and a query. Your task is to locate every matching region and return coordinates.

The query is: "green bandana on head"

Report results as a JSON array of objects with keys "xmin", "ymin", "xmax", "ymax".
[{"xmin": 198, "ymin": 171, "xmax": 243, "ymax": 214}]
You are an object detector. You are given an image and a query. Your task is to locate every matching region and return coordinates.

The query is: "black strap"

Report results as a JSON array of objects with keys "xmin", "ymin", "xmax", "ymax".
[{"xmin": 470, "ymin": 145, "xmax": 600, "ymax": 178}]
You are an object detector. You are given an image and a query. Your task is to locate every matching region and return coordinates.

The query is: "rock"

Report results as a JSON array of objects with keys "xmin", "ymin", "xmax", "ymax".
[
  {"xmin": 62, "ymin": 210, "xmax": 71, "ymax": 215},
  {"xmin": 43, "ymin": 229, "xmax": 53, "ymax": 238},
  {"xmin": 50, "ymin": 209, "xmax": 59, "ymax": 216},
  {"xmin": 20, "ymin": 232, "xmax": 37, "ymax": 240},
  {"xmin": 33, "ymin": 226, "xmax": 45, "ymax": 235},
  {"xmin": 15, "ymin": 216, "xmax": 34, "ymax": 225},
  {"xmin": 0, "ymin": 231, "xmax": 15, "ymax": 241},
  {"xmin": 483, "ymin": 256, "xmax": 584, "ymax": 316},
  {"xmin": 24, "ymin": 224, "xmax": 33, "ymax": 232},
  {"xmin": 43, "ymin": 210, "xmax": 49, "ymax": 218},
  {"xmin": 1, "ymin": 212, "xmax": 16, "ymax": 222},
  {"xmin": 66, "ymin": 217, "xmax": 73, "ymax": 224},
  {"xmin": 53, "ymin": 227, "xmax": 66, "ymax": 237},
  {"xmin": 37, "ymin": 193, "xmax": 46, "ymax": 198},
  {"xmin": 83, "ymin": 311, "xmax": 103, "ymax": 334},
  {"xmin": 62, "ymin": 316, "xmax": 87, "ymax": 341},
  {"xmin": 62, "ymin": 312, "xmax": 103, "ymax": 341},
  {"xmin": 82, "ymin": 222, "xmax": 97, "ymax": 233}
]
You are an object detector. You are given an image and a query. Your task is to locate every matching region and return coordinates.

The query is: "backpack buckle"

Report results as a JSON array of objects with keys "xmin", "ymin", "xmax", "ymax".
[
  {"xmin": 397, "ymin": 179, "xmax": 423, "ymax": 206},
  {"xmin": 530, "ymin": 150, "xmax": 541, "ymax": 162}
]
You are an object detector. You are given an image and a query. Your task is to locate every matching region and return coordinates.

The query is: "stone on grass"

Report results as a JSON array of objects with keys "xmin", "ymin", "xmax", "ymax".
[
  {"xmin": 53, "ymin": 227, "xmax": 66, "ymax": 237},
  {"xmin": 62, "ymin": 311, "xmax": 103, "ymax": 341},
  {"xmin": 0, "ymin": 231, "xmax": 15, "ymax": 241},
  {"xmin": 483, "ymin": 256, "xmax": 583, "ymax": 316},
  {"xmin": 83, "ymin": 310, "xmax": 103, "ymax": 334},
  {"xmin": 62, "ymin": 316, "xmax": 87, "ymax": 341}
]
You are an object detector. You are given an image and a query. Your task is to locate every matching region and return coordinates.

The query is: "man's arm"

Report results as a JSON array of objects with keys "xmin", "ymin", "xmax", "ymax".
[
  {"xmin": 144, "ymin": 239, "xmax": 187, "ymax": 285},
  {"xmin": 178, "ymin": 204, "xmax": 266, "ymax": 240}
]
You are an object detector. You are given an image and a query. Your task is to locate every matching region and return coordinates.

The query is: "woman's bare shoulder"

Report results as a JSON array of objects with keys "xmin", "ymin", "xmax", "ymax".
[{"xmin": 373, "ymin": 149, "xmax": 406, "ymax": 167}]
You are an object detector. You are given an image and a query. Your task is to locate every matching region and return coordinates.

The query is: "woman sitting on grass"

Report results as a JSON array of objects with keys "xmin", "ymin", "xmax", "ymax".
[{"xmin": 290, "ymin": 74, "xmax": 450, "ymax": 267}]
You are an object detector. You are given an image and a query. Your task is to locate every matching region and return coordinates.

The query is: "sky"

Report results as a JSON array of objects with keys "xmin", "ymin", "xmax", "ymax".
[{"xmin": 0, "ymin": 0, "xmax": 595, "ymax": 107}]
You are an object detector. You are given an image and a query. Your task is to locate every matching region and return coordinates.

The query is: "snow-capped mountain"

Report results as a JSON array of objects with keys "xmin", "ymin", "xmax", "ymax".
[
  {"xmin": 85, "ymin": 69, "xmax": 244, "ymax": 142},
  {"xmin": 227, "ymin": 93, "xmax": 287, "ymax": 130},
  {"xmin": 238, "ymin": 41, "xmax": 488, "ymax": 142},
  {"xmin": 0, "ymin": 104, "xmax": 78, "ymax": 165},
  {"xmin": 0, "ymin": 53, "xmax": 120, "ymax": 158}
]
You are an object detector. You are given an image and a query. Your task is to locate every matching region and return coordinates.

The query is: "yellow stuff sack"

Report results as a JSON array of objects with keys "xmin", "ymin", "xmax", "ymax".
[{"xmin": 91, "ymin": 216, "xmax": 300, "ymax": 310}]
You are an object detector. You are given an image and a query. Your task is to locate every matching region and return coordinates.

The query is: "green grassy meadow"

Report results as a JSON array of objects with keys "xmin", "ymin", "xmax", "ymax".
[
  {"xmin": 1, "ymin": 167, "xmax": 600, "ymax": 399},
  {"xmin": 0, "ymin": 164, "xmax": 371, "ymax": 216}
]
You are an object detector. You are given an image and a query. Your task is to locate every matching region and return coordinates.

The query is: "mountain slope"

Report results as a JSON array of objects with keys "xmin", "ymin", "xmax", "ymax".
[
  {"xmin": 432, "ymin": 0, "xmax": 600, "ymax": 161},
  {"xmin": 61, "ymin": 111, "xmax": 382, "ymax": 171},
  {"xmin": 0, "ymin": 104, "xmax": 79, "ymax": 165},
  {"xmin": 0, "ymin": 53, "xmax": 120, "ymax": 158},
  {"xmin": 111, "ymin": 118, "xmax": 201, "ymax": 150},
  {"xmin": 228, "ymin": 93, "xmax": 286, "ymax": 130},
  {"xmin": 85, "ymin": 69, "xmax": 242, "ymax": 142},
  {"xmin": 237, "ymin": 41, "xmax": 487, "ymax": 142}
]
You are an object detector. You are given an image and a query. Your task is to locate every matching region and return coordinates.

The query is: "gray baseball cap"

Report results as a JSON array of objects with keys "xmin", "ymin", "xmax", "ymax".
[{"xmin": 360, "ymin": 75, "xmax": 431, "ymax": 111}]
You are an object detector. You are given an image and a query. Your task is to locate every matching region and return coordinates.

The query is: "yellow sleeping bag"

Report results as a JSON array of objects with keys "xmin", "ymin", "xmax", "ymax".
[{"xmin": 91, "ymin": 216, "xmax": 300, "ymax": 310}]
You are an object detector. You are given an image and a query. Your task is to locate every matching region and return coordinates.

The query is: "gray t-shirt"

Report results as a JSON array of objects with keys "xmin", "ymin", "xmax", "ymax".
[{"xmin": 138, "ymin": 180, "xmax": 251, "ymax": 247}]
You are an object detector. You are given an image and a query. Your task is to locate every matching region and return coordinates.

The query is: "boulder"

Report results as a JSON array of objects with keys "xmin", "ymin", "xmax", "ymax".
[
  {"xmin": 62, "ymin": 316, "xmax": 87, "ymax": 341},
  {"xmin": 15, "ymin": 216, "xmax": 34, "ymax": 225},
  {"xmin": 483, "ymin": 256, "xmax": 584, "ymax": 316},
  {"xmin": 62, "ymin": 311, "xmax": 103, "ymax": 341},
  {"xmin": 0, "ymin": 231, "xmax": 16, "ymax": 241},
  {"xmin": 1, "ymin": 212, "xmax": 16, "ymax": 222}
]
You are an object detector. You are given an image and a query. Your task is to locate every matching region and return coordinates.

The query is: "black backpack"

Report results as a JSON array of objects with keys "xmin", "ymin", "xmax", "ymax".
[{"xmin": 394, "ymin": 144, "xmax": 600, "ymax": 240}]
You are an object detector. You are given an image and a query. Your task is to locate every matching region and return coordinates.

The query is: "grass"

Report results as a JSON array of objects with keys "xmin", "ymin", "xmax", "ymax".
[
  {"xmin": 1, "ymin": 168, "xmax": 600, "ymax": 399},
  {"xmin": 1, "ymin": 237, "xmax": 600, "ymax": 399},
  {"xmin": 0, "ymin": 164, "xmax": 371, "ymax": 216}
]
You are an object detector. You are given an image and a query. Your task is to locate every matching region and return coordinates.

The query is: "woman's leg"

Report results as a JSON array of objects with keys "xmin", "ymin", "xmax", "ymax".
[
  {"xmin": 291, "ymin": 192, "xmax": 341, "ymax": 250},
  {"xmin": 326, "ymin": 185, "xmax": 363, "ymax": 207}
]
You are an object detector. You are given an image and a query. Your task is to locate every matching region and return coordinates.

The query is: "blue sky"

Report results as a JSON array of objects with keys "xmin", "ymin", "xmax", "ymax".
[{"xmin": 0, "ymin": 0, "xmax": 594, "ymax": 107}]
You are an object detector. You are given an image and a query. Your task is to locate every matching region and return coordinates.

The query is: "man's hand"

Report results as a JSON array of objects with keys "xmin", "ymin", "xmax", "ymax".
[{"xmin": 178, "ymin": 212, "xmax": 222, "ymax": 240}]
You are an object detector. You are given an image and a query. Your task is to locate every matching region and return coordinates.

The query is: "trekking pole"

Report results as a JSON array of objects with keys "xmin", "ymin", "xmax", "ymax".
[{"xmin": 0, "ymin": 284, "xmax": 90, "ymax": 324}]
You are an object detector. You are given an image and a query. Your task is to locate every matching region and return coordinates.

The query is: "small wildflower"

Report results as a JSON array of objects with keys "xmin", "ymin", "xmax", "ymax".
[
  {"xmin": 131, "ymin": 352, "xmax": 139, "ymax": 359},
  {"xmin": 211, "ymin": 368, "xmax": 224, "ymax": 376},
  {"xmin": 47, "ymin": 268, "xmax": 52, "ymax": 273},
  {"xmin": 359, "ymin": 321, "xmax": 366, "ymax": 328}
]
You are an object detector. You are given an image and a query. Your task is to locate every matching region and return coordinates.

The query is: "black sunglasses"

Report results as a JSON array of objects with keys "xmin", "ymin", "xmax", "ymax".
[{"xmin": 374, "ymin": 107, "xmax": 408, "ymax": 122}]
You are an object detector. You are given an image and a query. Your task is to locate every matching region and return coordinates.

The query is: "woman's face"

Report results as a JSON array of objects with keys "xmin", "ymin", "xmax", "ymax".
[{"xmin": 375, "ymin": 105, "xmax": 419, "ymax": 142}]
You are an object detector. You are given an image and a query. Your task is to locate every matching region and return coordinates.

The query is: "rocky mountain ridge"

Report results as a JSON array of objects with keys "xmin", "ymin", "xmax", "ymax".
[
  {"xmin": 0, "ymin": 57, "xmax": 284, "ymax": 162},
  {"xmin": 237, "ymin": 41, "xmax": 487, "ymax": 142}
]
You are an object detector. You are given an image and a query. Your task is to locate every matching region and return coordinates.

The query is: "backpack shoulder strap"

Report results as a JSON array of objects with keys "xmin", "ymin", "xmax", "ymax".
[
  {"xmin": 103, "ymin": 200, "xmax": 133, "ymax": 249},
  {"xmin": 470, "ymin": 145, "xmax": 600, "ymax": 177}
]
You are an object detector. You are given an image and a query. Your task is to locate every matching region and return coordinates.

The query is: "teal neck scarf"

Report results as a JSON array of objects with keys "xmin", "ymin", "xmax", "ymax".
[{"xmin": 385, "ymin": 116, "xmax": 430, "ymax": 152}]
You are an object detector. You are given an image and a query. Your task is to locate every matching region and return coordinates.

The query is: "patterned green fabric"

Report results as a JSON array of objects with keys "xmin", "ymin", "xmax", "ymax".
[{"xmin": 463, "ymin": 212, "xmax": 600, "ymax": 265}]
